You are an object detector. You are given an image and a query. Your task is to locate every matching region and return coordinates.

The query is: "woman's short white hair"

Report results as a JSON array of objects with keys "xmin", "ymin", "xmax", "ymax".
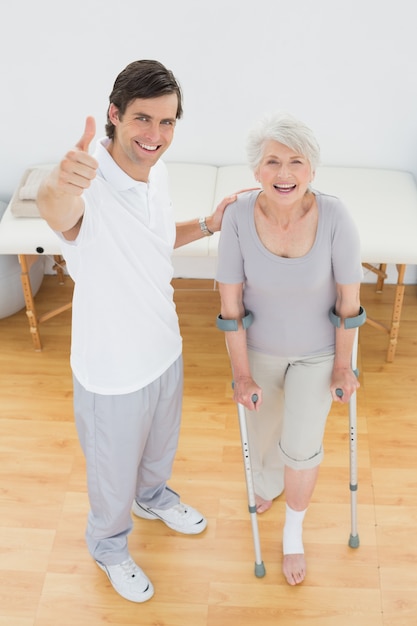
[{"xmin": 246, "ymin": 112, "xmax": 321, "ymax": 172}]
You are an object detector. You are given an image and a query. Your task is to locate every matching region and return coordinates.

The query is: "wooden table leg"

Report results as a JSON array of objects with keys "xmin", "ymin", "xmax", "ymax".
[
  {"xmin": 376, "ymin": 263, "xmax": 387, "ymax": 293},
  {"xmin": 52, "ymin": 255, "xmax": 66, "ymax": 284},
  {"xmin": 386, "ymin": 264, "xmax": 406, "ymax": 363},
  {"xmin": 362, "ymin": 262, "xmax": 406, "ymax": 363},
  {"xmin": 362, "ymin": 263, "xmax": 388, "ymax": 293},
  {"xmin": 18, "ymin": 254, "xmax": 42, "ymax": 351},
  {"xmin": 18, "ymin": 254, "xmax": 72, "ymax": 351}
]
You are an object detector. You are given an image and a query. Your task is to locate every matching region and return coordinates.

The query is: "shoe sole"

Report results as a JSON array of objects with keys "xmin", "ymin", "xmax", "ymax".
[{"xmin": 132, "ymin": 501, "xmax": 207, "ymax": 535}]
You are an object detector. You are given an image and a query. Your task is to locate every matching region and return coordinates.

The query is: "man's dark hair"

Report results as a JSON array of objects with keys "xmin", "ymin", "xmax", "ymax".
[{"xmin": 105, "ymin": 60, "xmax": 183, "ymax": 139}]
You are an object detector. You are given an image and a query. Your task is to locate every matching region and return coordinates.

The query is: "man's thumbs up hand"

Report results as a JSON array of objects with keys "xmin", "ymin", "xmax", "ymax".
[
  {"xmin": 75, "ymin": 116, "xmax": 96, "ymax": 153},
  {"xmin": 56, "ymin": 116, "xmax": 99, "ymax": 196}
]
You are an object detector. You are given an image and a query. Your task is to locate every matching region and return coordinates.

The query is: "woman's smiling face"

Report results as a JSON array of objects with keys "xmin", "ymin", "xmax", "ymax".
[{"xmin": 255, "ymin": 140, "xmax": 314, "ymax": 205}]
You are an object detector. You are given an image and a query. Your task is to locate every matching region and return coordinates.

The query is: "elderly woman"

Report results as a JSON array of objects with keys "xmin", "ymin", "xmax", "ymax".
[{"xmin": 216, "ymin": 112, "xmax": 363, "ymax": 585}]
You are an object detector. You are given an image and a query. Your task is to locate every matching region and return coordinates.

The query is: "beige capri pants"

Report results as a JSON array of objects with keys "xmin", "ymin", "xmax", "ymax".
[{"xmin": 245, "ymin": 349, "xmax": 335, "ymax": 501}]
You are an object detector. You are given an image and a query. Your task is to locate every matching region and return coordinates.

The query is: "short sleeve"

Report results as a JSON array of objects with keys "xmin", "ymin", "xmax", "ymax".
[
  {"xmin": 330, "ymin": 199, "xmax": 363, "ymax": 285},
  {"xmin": 215, "ymin": 198, "xmax": 247, "ymax": 284}
]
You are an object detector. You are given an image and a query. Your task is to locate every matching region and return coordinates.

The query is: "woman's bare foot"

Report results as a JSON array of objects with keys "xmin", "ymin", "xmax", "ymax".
[
  {"xmin": 255, "ymin": 495, "xmax": 272, "ymax": 513},
  {"xmin": 282, "ymin": 553, "xmax": 306, "ymax": 585}
]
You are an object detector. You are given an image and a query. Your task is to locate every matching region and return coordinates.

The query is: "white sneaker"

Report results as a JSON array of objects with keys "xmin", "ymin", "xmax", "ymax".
[
  {"xmin": 132, "ymin": 500, "xmax": 207, "ymax": 535},
  {"xmin": 96, "ymin": 557, "xmax": 154, "ymax": 603}
]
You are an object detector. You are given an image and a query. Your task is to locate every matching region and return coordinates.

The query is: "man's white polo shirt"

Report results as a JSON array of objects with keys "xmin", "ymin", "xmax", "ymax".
[{"xmin": 58, "ymin": 138, "xmax": 182, "ymax": 395}]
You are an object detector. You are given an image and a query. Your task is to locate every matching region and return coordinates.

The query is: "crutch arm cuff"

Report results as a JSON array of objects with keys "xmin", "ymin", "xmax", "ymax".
[
  {"xmin": 329, "ymin": 306, "xmax": 366, "ymax": 329},
  {"xmin": 216, "ymin": 311, "xmax": 254, "ymax": 331}
]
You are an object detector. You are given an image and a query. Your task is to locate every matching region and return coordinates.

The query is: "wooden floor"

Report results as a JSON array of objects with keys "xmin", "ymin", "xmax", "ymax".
[{"xmin": 0, "ymin": 276, "xmax": 417, "ymax": 626}]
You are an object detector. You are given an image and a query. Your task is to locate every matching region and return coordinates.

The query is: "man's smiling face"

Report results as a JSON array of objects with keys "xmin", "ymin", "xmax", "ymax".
[{"xmin": 108, "ymin": 93, "xmax": 178, "ymax": 181}]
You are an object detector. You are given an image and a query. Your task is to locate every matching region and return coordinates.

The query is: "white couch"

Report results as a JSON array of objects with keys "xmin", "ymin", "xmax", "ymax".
[{"xmin": 1, "ymin": 162, "xmax": 417, "ymax": 360}]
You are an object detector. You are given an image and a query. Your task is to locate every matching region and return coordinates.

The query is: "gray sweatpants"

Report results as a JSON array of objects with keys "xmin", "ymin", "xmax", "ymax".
[{"xmin": 73, "ymin": 356, "xmax": 183, "ymax": 565}]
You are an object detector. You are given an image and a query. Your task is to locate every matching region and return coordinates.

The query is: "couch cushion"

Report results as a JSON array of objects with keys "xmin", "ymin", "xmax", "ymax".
[{"xmin": 10, "ymin": 165, "xmax": 56, "ymax": 217}]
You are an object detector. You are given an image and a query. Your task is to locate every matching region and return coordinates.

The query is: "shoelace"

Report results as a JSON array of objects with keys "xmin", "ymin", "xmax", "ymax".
[
  {"xmin": 170, "ymin": 503, "xmax": 188, "ymax": 517},
  {"xmin": 120, "ymin": 558, "xmax": 140, "ymax": 580}
]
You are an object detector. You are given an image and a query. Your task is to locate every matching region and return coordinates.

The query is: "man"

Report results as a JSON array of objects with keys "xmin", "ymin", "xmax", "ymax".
[{"xmin": 37, "ymin": 60, "xmax": 234, "ymax": 603}]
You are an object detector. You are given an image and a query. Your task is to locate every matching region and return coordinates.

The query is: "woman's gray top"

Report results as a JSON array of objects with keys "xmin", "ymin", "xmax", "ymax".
[{"xmin": 216, "ymin": 190, "xmax": 363, "ymax": 357}]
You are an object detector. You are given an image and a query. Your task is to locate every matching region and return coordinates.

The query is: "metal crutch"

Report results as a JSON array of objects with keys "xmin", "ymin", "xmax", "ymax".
[
  {"xmin": 216, "ymin": 313, "xmax": 264, "ymax": 575},
  {"xmin": 336, "ymin": 327, "xmax": 360, "ymax": 548},
  {"xmin": 234, "ymin": 388, "xmax": 266, "ymax": 577}
]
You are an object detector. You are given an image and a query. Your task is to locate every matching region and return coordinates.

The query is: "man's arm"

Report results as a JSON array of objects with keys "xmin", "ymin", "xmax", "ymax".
[
  {"xmin": 37, "ymin": 117, "xmax": 98, "ymax": 241},
  {"xmin": 174, "ymin": 193, "xmax": 237, "ymax": 248},
  {"xmin": 174, "ymin": 187, "xmax": 259, "ymax": 248}
]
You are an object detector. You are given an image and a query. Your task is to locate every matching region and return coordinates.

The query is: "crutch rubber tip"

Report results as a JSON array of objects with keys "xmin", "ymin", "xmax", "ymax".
[
  {"xmin": 348, "ymin": 534, "xmax": 360, "ymax": 549},
  {"xmin": 254, "ymin": 562, "xmax": 266, "ymax": 578}
]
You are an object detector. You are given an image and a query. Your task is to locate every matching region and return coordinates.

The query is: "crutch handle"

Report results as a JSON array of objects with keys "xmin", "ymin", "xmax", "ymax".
[
  {"xmin": 335, "ymin": 368, "xmax": 360, "ymax": 398},
  {"xmin": 232, "ymin": 382, "xmax": 259, "ymax": 405}
]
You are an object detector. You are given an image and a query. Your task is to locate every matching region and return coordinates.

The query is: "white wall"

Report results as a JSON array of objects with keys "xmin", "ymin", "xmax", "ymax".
[{"xmin": 1, "ymin": 0, "xmax": 417, "ymax": 281}]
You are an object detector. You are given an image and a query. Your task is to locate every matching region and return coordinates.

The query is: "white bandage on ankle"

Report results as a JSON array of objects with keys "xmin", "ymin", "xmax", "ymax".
[{"xmin": 283, "ymin": 504, "xmax": 307, "ymax": 555}]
